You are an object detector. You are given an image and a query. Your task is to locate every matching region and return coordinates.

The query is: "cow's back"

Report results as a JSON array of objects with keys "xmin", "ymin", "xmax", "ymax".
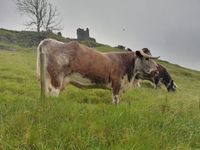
[
  {"xmin": 68, "ymin": 44, "xmax": 112, "ymax": 84},
  {"xmin": 41, "ymin": 40, "xmax": 113, "ymax": 85}
]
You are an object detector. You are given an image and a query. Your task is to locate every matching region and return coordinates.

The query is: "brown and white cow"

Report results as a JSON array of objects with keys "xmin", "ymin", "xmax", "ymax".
[{"xmin": 36, "ymin": 39, "xmax": 159, "ymax": 104}]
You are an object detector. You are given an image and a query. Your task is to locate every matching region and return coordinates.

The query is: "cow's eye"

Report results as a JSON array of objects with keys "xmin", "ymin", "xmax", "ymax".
[{"xmin": 145, "ymin": 58, "xmax": 149, "ymax": 60}]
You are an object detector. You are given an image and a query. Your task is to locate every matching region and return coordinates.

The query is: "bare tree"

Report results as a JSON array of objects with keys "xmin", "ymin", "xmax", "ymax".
[
  {"xmin": 44, "ymin": 3, "xmax": 61, "ymax": 32},
  {"xmin": 16, "ymin": 0, "xmax": 61, "ymax": 32}
]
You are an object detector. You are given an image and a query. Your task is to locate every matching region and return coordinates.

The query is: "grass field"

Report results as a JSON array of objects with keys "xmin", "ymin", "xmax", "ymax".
[{"xmin": 0, "ymin": 45, "xmax": 200, "ymax": 149}]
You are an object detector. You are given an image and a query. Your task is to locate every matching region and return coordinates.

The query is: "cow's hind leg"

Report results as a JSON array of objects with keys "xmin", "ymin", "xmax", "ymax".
[
  {"xmin": 48, "ymin": 73, "xmax": 65, "ymax": 97},
  {"xmin": 49, "ymin": 86, "xmax": 60, "ymax": 97}
]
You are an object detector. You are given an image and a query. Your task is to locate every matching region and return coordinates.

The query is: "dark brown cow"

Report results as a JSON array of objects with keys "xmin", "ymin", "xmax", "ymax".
[
  {"xmin": 134, "ymin": 63, "xmax": 177, "ymax": 92},
  {"xmin": 36, "ymin": 39, "xmax": 159, "ymax": 104}
]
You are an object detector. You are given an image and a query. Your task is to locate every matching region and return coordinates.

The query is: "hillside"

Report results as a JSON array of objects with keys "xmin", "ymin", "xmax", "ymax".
[
  {"xmin": 0, "ymin": 29, "xmax": 200, "ymax": 149},
  {"xmin": 0, "ymin": 28, "xmax": 122, "ymax": 52}
]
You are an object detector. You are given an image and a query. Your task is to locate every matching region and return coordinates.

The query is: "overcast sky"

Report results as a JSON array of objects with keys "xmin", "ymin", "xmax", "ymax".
[{"xmin": 0, "ymin": 0, "xmax": 200, "ymax": 71}]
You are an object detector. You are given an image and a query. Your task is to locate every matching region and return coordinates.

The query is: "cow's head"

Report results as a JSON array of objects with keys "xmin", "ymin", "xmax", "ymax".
[
  {"xmin": 167, "ymin": 80, "xmax": 177, "ymax": 92},
  {"xmin": 135, "ymin": 48, "xmax": 160, "ymax": 78}
]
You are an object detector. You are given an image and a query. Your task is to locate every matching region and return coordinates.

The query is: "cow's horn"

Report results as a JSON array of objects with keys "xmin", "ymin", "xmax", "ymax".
[
  {"xmin": 174, "ymin": 81, "xmax": 178, "ymax": 88},
  {"xmin": 139, "ymin": 49, "xmax": 160, "ymax": 59}
]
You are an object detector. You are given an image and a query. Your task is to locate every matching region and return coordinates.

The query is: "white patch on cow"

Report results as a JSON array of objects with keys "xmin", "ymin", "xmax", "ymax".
[
  {"xmin": 69, "ymin": 73, "xmax": 94, "ymax": 86},
  {"xmin": 64, "ymin": 73, "xmax": 111, "ymax": 89},
  {"xmin": 36, "ymin": 38, "xmax": 65, "ymax": 79},
  {"xmin": 56, "ymin": 54, "xmax": 69, "ymax": 66},
  {"xmin": 49, "ymin": 38, "xmax": 64, "ymax": 44},
  {"xmin": 43, "ymin": 38, "xmax": 64, "ymax": 46},
  {"xmin": 112, "ymin": 94, "xmax": 119, "ymax": 104},
  {"xmin": 49, "ymin": 87, "xmax": 60, "ymax": 97},
  {"xmin": 42, "ymin": 67, "xmax": 62, "ymax": 97},
  {"xmin": 45, "ymin": 78, "xmax": 60, "ymax": 97},
  {"xmin": 44, "ymin": 73, "xmax": 52, "ymax": 96}
]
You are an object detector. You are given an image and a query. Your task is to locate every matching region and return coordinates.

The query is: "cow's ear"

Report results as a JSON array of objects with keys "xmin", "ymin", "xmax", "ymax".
[
  {"xmin": 136, "ymin": 51, "xmax": 143, "ymax": 59},
  {"xmin": 171, "ymin": 80, "xmax": 174, "ymax": 84}
]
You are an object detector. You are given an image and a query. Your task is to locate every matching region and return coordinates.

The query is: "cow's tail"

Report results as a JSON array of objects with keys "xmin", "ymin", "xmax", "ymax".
[{"xmin": 36, "ymin": 41, "xmax": 47, "ymax": 81}]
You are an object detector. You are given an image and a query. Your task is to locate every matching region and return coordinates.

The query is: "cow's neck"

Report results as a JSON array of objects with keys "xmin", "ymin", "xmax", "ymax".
[
  {"xmin": 120, "ymin": 52, "xmax": 136, "ymax": 82},
  {"xmin": 162, "ymin": 70, "xmax": 172, "ymax": 87}
]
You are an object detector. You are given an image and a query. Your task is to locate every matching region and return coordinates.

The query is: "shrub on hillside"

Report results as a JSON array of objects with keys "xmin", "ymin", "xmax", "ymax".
[{"xmin": 0, "ymin": 29, "xmax": 69, "ymax": 47}]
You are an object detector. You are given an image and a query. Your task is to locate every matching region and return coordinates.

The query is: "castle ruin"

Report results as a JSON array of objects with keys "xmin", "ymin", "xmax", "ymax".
[
  {"xmin": 77, "ymin": 28, "xmax": 89, "ymax": 41},
  {"xmin": 76, "ymin": 28, "xmax": 96, "ymax": 42}
]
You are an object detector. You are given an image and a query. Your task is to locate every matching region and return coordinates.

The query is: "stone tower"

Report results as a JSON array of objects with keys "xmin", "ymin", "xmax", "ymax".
[{"xmin": 77, "ymin": 28, "xmax": 90, "ymax": 41}]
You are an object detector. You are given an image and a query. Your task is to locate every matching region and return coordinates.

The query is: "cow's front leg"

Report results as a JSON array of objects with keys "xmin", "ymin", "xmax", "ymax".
[
  {"xmin": 112, "ymin": 81, "xmax": 121, "ymax": 105},
  {"xmin": 132, "ymin": 79, "xmax": 141, "ymax": 87},
  {"xmin": 112, "ymin": 94, "xmax": 120, "ymax": 105}
]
